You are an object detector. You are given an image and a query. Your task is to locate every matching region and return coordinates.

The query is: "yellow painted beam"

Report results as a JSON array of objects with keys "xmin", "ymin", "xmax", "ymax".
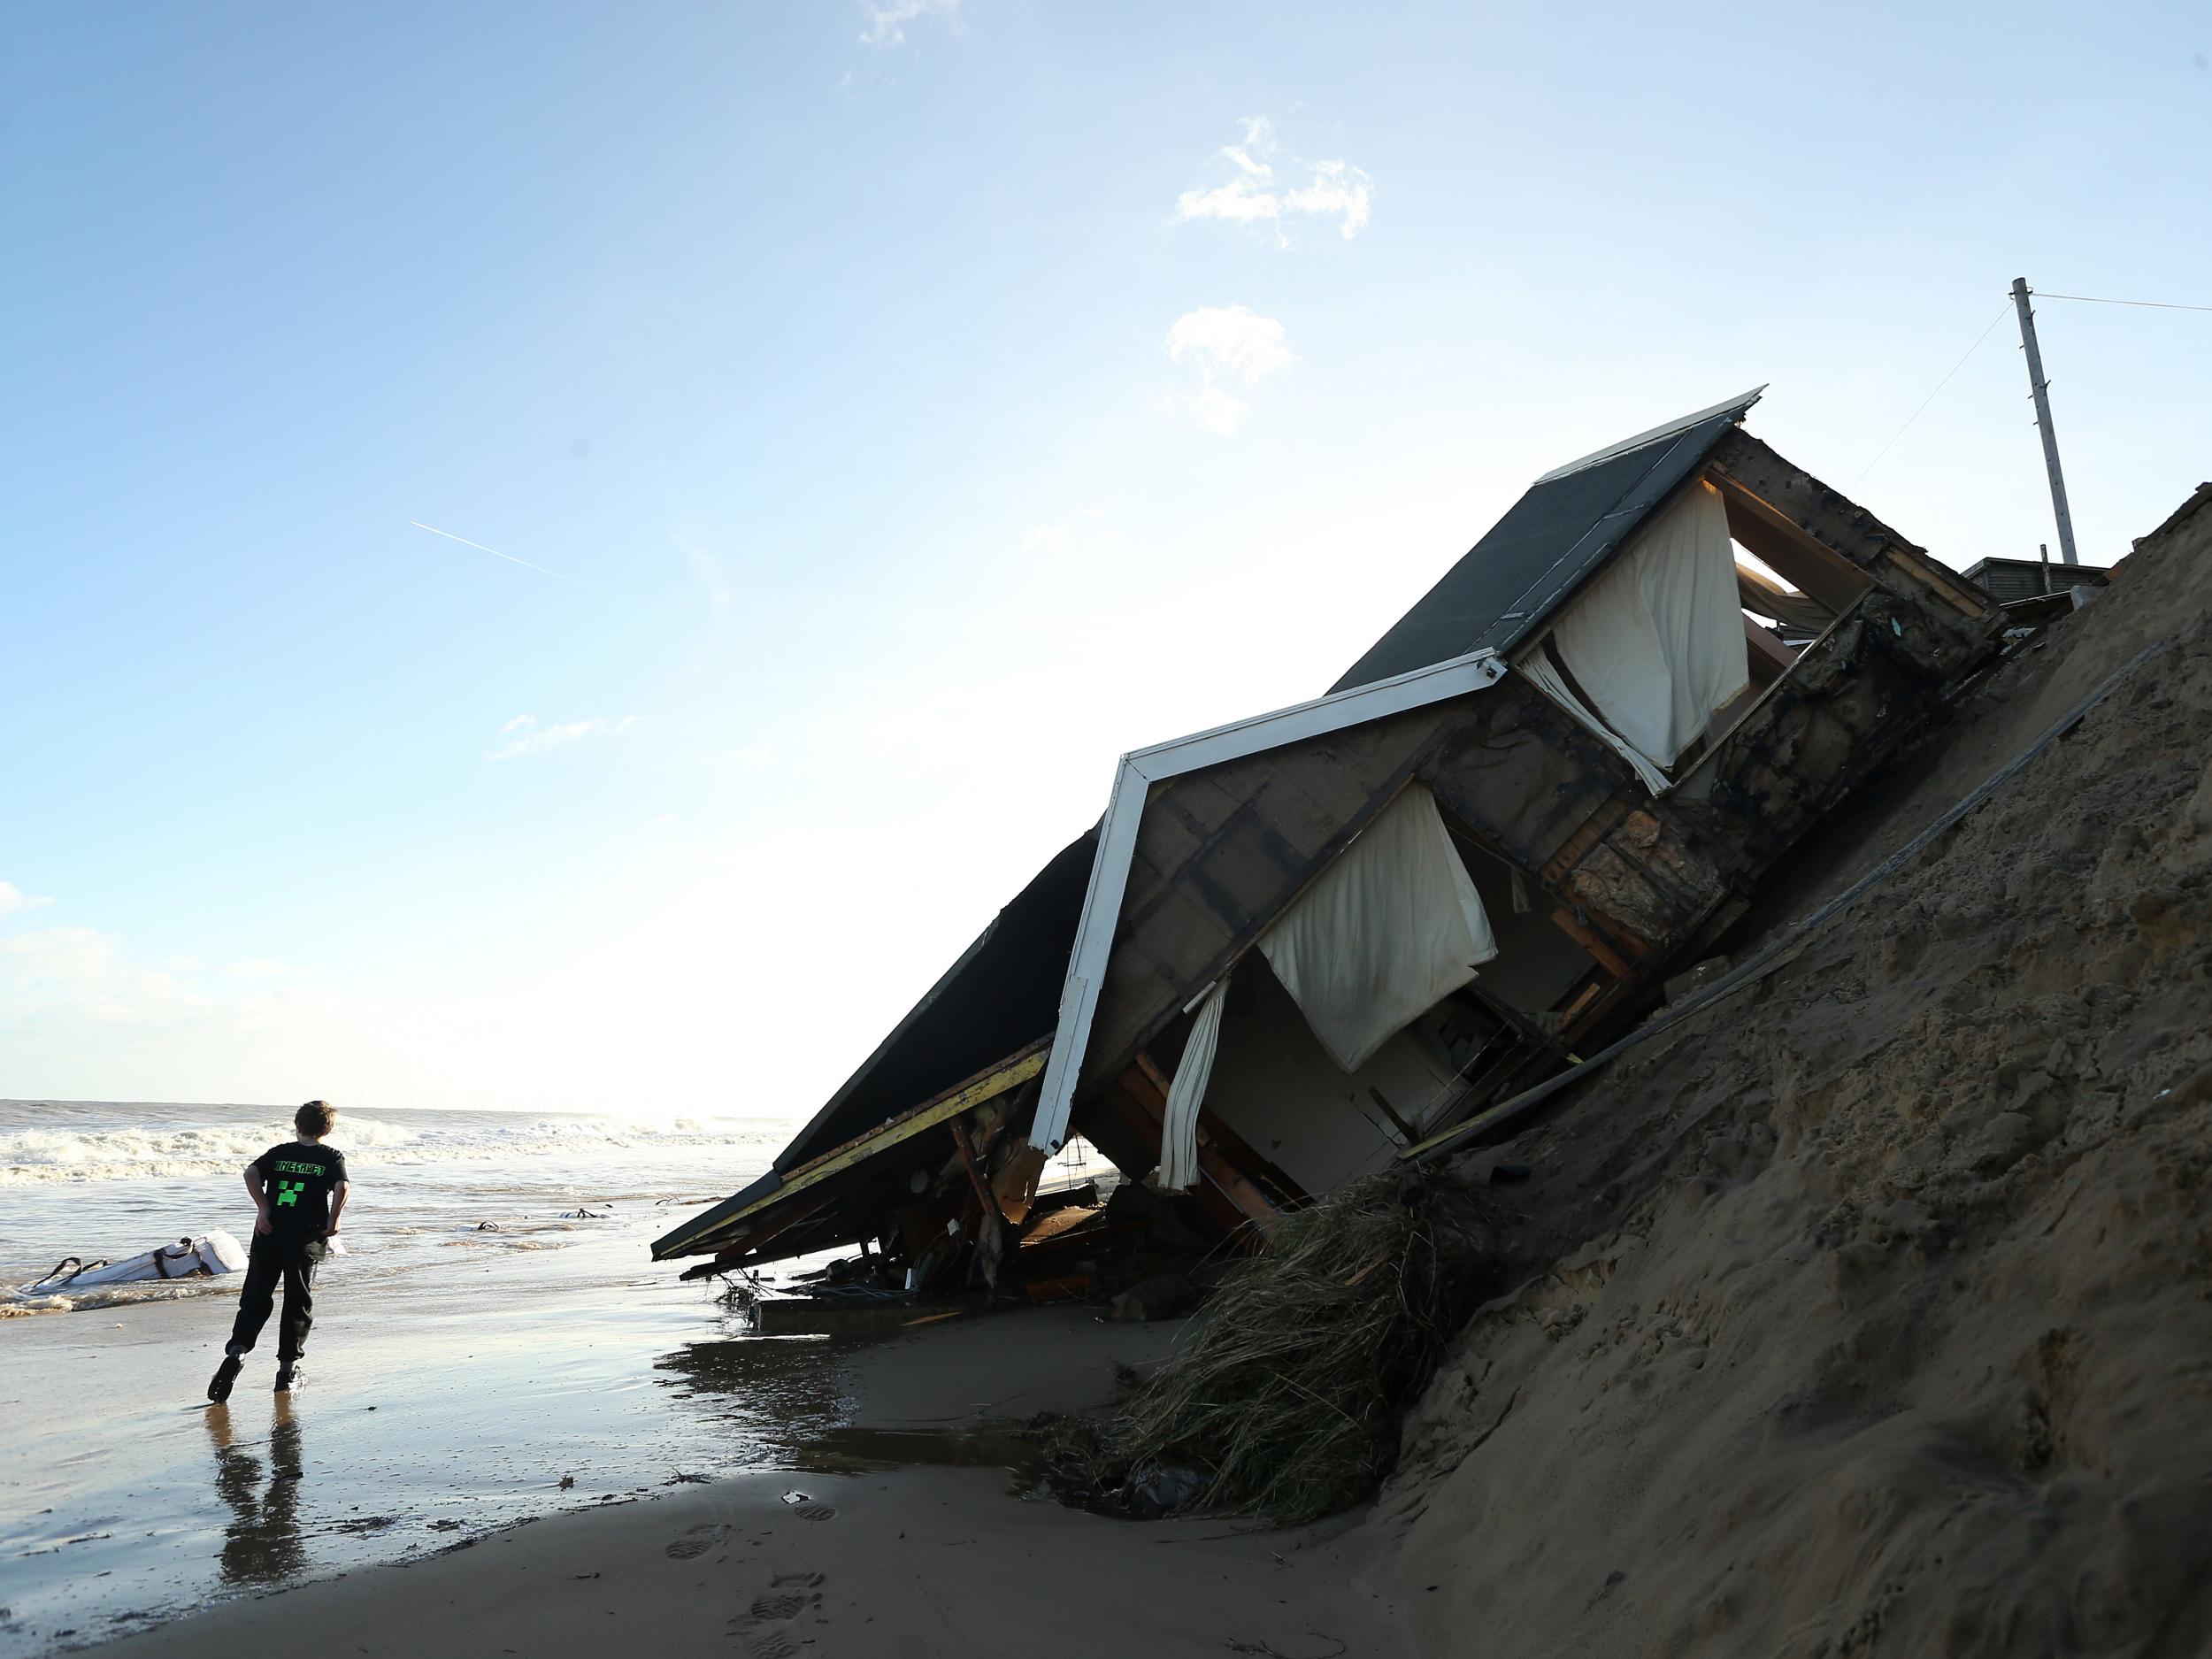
[{"xmin": 687, "ymin": 1042, "xmax": 1048, "ymax": 1248}]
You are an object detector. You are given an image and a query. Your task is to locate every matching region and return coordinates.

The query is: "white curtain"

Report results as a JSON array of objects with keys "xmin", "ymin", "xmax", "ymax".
[
  {"xmin": 1158, "ymin": 980, "xmax": 1225, "ymax": 1191},
  {"xmin": 1516, "ymin": 649, "xmax": 1673, "ymax": 795},
  {"xmin": 1546, "ymin": 480, "xmax": 1749, "ymax": 766},
  {"xmin": 1258, "ymin": 783, "xmax": 1497, "ymax": 1074}
]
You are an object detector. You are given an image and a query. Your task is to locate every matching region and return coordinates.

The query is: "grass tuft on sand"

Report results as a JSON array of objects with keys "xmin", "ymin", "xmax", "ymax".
[{"xmin": 1054, "ymin": 1170, "xmax": 1498, "ymax": 1525}]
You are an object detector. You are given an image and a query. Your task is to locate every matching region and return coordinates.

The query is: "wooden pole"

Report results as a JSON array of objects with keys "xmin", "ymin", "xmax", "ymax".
[{"xmin": 2011, "ymin": 278, "xmax": 2081, "ymax": 565}]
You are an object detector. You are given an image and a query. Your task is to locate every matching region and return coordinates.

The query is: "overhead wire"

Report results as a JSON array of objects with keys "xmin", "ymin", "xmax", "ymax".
[
  {"xmin": 1852, "ymin": 301, "xmax": 2013, "ymax": 486},
  {"xmin": 2032, "ymin": 290, "xmax": 2212, "ymax": 314}
]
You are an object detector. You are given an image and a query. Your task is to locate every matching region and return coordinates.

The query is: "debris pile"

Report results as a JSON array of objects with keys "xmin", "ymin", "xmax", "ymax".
[{"xmin": 1049, "ymin": 1171, "xmax": 1498, "ymax": 1523}]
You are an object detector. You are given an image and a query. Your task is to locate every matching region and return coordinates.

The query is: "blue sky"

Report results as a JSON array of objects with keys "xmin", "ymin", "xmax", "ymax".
[{"xmin": 4, "ymin": 1, "xmax": 2207, "ymax": 1115}]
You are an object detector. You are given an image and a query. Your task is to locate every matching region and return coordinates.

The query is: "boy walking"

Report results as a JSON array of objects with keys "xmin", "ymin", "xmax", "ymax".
[{"xmin": 208, "ymin": 1100, "xmax": 349, "ymax": 1401}]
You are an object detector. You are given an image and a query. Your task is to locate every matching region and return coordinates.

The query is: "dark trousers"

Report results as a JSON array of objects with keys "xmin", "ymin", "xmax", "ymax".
[{"xmin": 227, "ymin": 1233, "xmax": 323, "ymax": 1361}]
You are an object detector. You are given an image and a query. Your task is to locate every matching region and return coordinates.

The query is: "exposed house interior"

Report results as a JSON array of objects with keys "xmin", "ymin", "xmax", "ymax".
[{"xmin": 651, "ymin": 388, "xmax": 2016, "ymax": 1316}]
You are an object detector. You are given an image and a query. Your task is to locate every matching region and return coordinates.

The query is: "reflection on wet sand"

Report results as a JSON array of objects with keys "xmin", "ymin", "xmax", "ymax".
[
  {"xmin": 652, "ymin": 1332, "xmax": 850, "ymax": 1454},
  {"xmin": 205, "ymin": 1401, "xmax": 308, "ymax": 1586}
]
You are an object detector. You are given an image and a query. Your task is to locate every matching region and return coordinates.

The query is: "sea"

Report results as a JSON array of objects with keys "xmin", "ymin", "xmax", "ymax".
[{"xmin": 0, "ymin": 1097, "xmax": 851, "ymax": 1655}]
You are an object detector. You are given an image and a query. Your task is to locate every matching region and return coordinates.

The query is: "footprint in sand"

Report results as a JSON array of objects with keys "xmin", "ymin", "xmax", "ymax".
[
  {"xmin": 790, "ymin": 1502, "xmax": 836, "ymax": 1523},
  {"xmin": 728, "ymin": 1569, "xmax": 826, "ymax": 1655},
  {"xmin": 667, "ymin": 1522, "xmax": 729, "ymax": 1560}
]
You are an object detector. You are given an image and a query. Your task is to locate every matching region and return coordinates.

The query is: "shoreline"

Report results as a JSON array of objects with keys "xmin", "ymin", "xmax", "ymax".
[{"xmin": 79, "ymin": 1308, "xmax": 1414, "ymax": 1659}]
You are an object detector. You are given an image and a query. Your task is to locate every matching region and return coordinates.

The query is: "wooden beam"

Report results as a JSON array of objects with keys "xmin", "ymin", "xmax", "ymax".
[
  {"xmin": 694, "ymin": 1041, "xmax": 1049, "ymax": 1248},
  {"xmin": 1712, "ymin": 475, "xmax": 1875, "ymax": 614},
  {"xmin": 1706, "ymin": 430, "xmax": 1994, "ymax": 622},
  {"xmin": 1549, "ymin": 903, "xmax": 1641, "ymax": 979},
  {"xmin": 1743, "ymin": 612, "xmax": 1798, "ymax": 677}
]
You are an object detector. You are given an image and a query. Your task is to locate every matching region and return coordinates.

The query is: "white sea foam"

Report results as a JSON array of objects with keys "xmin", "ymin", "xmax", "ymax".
[{"xmin": 0, "ymin": 1111, "xmax": 774, "ymax": 1187}]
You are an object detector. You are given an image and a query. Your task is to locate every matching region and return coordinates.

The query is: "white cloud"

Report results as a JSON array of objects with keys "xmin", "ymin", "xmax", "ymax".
[
  {"xmin": 1023, "ymin": 524, "xmax": 1069, "ymax": 556},
  {"xmin": 0, "ymin": 881, "xmax": 54, "ymax": 919},
  {"xmin": 1161, "ymin": 304, "xmax": 1299, "ymax": 435},
  {"xmin": 2, "ymin": 926, "xmax": 205, "ymax": 1025},
  {"xmin": 1176, "ymin": 116, "xmax": 1372, "ymax": 244},
  {"xmin": 859, "ymin": 0, "xmax": 960, "ymax": 48},
  {"xmin": 488, "ymin": 713, "xmax": 641, "ymax": 761},
  {"xmin": 1165, "ymin": 304, "xmax": 1298, "ymax": 381}
]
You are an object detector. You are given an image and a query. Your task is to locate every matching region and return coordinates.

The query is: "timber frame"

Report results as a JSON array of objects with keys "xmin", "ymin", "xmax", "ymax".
[
  {"xmin": 1025, "ymin": 425, "xmax": 2001, "ymax": 1165},
  {"xmin": 652, "ymin": 392, "xmax": 2008, "ymax": 1290}
]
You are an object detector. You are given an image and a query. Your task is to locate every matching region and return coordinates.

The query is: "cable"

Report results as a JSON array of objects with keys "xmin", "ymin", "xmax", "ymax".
[
  {"xmin": 1853, "ymin": 302, "xmax": 2013, "ymax": 486},
  {"xmin": 2033, "ymin": 291, "xmax": 2212, "ymax": 314}
]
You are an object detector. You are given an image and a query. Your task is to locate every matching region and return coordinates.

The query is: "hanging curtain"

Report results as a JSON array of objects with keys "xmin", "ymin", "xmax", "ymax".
[
  {"xmin": 1516, "ymin": 648, "xmax": 1674, "ymax": 794},
  {"xmin": 1158, "ymin": 980, "xmax": 1226, "ymax": 1190},
  {"xmin": 1546, "ymin": 480, "xmax": 1750, "ymax": 766},
  {"xmin": 1257, "ymin": 783, "xmax": 1497, "ymax": 1074}
]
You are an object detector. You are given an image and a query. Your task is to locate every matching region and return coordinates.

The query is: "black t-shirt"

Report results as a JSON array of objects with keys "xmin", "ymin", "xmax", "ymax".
[{"xmin": 252, "ymin": 1141, "xmax": 348, "ymax": 1240}]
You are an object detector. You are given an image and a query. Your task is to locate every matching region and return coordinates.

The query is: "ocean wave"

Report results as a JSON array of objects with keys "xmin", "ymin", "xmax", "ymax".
[
  {"xmin": 0, "ymin": 1112, "xmax": 777, "ymax": 1187},
  {"xmin": 0, "ymin": 1276, "xmax": 236, "ymax": 1314}
]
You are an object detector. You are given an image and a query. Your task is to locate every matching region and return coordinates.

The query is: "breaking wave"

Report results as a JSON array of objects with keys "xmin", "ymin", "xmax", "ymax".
[{"xmin": 0, "ymin": 1109, "xmax": 776, "ymax": 1187}]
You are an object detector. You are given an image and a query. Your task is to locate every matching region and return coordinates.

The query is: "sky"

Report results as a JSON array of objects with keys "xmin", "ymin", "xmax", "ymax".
[{"xmin": 3, "ymin": 1, "xmax": 2208, "ymax": 1118}]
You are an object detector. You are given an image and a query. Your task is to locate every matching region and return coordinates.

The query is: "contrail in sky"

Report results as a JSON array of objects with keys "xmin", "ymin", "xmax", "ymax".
[{"xmin": 408, "ymin": 520, "xmax": 604, "ymax": 594}]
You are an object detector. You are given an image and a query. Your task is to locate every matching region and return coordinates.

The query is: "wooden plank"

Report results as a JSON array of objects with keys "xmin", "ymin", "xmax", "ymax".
[
  {"xmin": 1549, "ymin": 903, "xmax": 1644, "ymax": 978},
  {"xmin": 709, "ymin": 1043, "xmax": 1049, "ymax": 1239},
  {"xmin": 1876, "ymin": 546, "xmax": 1999, "ymax": 631},
  {"xmin": 1708, "ymin": 431, "xmax": 1995, "ymax": 623},
  {"xmin": 1744, "ymin": 612, "xmax": 1798, "ymax": 675},
  {"xmin": 1102, "ymin": 1058, "xmax": 1284, "ymax": 1237},
  {"xmin": 1712, "ymin": 476, "xmax": 1876, "ymax": 613},
  {"xmin": 948, "ymin": 1120, "xmax": 1000, "ymax": 1221}
]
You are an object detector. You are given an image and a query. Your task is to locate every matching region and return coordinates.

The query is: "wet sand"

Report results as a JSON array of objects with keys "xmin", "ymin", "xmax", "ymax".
[
  {"xmin": 88, "ymin": 1466, "xmax": 1409, "ymax": 1659},
  {"xmin": 2, "ymin": 1219, "xmax": 836, "ymax": 1654},
  {"xmin": 79, "ymin": 1308, "xmax": 1411, "ymax": 1659}
]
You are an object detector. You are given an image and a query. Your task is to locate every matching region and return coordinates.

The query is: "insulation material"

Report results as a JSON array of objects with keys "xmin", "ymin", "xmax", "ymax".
[
  {"xmin": 1516, "ymin": 649, "xmax": 1674, "ymax": 795},
  {"xmin": 1548, "ymin": 480, "xmax": 1750, "ymax": 765},
  {"xmin": 1258, "ymin": 784, "xmax": 1498, "ymax": 1073},
  {"xmin": 1159, "ymin": 980, "xmax": 1226, "ymax": 1190}
]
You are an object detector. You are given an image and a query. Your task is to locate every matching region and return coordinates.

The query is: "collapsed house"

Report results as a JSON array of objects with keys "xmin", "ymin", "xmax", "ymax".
[{"xmin": 652, "ymin": 388, "xmax": 2008, "ymax": 1302}]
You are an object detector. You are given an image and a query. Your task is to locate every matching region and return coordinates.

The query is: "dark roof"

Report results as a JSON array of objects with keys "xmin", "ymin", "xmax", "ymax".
[
  {"xmin": 1331, "ymin": 389, "xmax": 1764, "ymax": 693},
  {"xmin": 769, "ymin": 826, "xmax": 1099, "ymax": 1174},
  {"xmin": 1960, "ymin": 556, "xmax": 2112, "ymax": 605},
  {"xmin": 652, "ymin": 829, "xmax": 1097, "ymax": 1262}
]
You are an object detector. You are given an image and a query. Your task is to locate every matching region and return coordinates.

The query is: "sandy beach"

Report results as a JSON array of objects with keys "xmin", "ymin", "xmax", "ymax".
[{"xmin": 76, "ymin": 1310, "xmax": 1410, "ymax": 1659}]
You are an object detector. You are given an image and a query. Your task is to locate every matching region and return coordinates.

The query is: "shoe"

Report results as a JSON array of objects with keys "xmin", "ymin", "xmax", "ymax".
[
  {"xmin": 274, "ymin": 1361, "xmax": 303, "ymax": 1393},
  {"xmin": 208, "ymin": 1353, "xmax": 243, "ymax": 1403}
]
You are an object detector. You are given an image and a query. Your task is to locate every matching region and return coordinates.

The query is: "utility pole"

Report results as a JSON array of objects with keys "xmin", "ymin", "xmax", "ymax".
[{"xmin": 2010, "ymin": 278, "xmax": 2080, "ymax": 565}]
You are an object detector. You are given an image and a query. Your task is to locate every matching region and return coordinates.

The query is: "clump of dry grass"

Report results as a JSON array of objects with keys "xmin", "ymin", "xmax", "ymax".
[{"xmin": 1064, "ymin": 1170, "xmax": 1497, "ymax": 1525}]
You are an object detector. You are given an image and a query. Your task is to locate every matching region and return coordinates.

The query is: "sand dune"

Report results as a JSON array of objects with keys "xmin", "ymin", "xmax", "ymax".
[{"xmin": 1375, "ymin": 488, "xmax": 2212, "ymax": 1655}]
